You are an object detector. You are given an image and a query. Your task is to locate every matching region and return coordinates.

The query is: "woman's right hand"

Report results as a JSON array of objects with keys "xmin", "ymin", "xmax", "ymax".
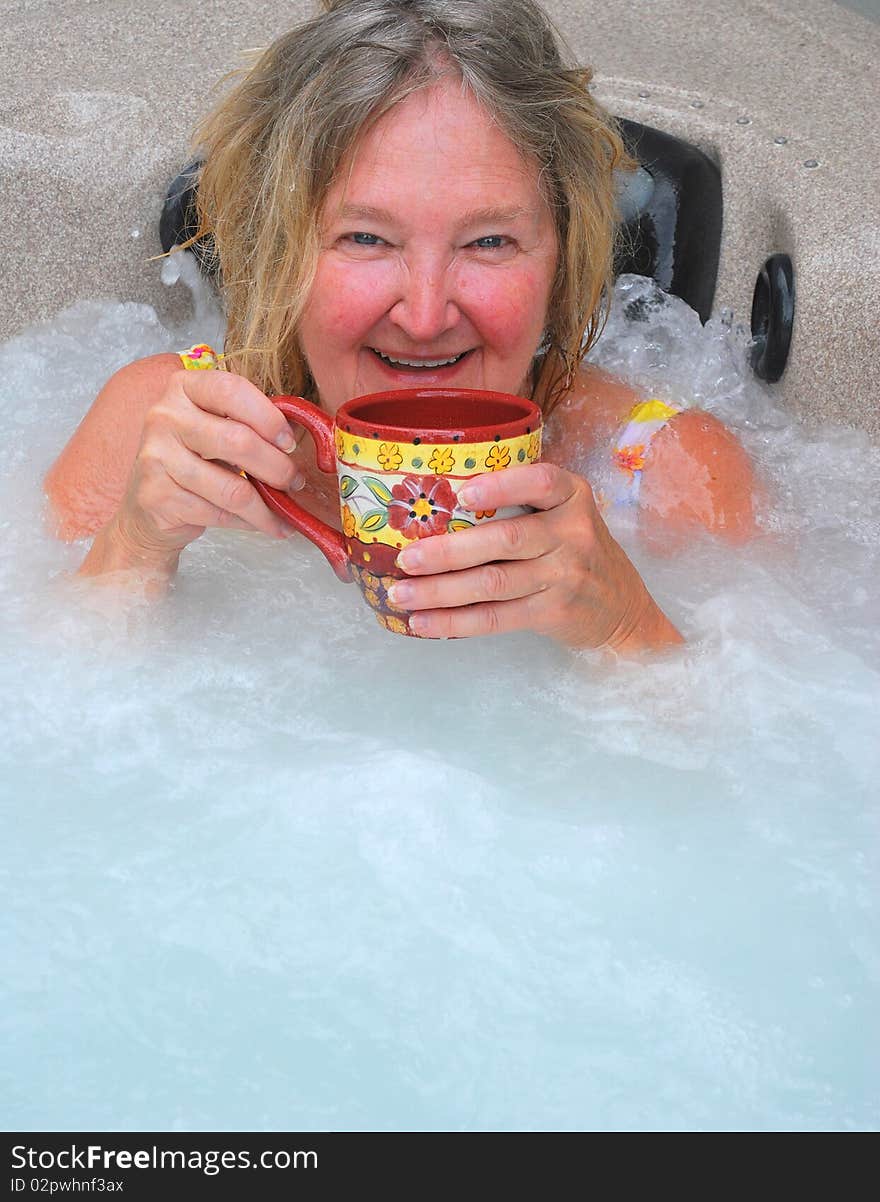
[{"xmin": 80, "ymin": 366, "xmax": 305, "ymax": 579}]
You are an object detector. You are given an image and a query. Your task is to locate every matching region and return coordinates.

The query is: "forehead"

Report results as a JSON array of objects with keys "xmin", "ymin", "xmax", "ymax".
[{"xmin": 327, "ymin": 77, "xmax": 548, "ymax": 214}]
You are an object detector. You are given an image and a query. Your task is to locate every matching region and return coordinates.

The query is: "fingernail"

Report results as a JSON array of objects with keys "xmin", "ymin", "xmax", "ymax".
[
  {"xmin": 287, "ymin": 473, "xmax": 306, "ymax": 493},
  {"xmin": 397, "ymin": 546, "xmax": 423, "ymax": 571},
  {"xmin": 387, "ymin": 582, "xmax": 413, "ymax": 606},
  {"xmin": 275, "ymin": 426, "xmax": 296, "ymax": 452},
  {"xmin": 457, "ymin": 484, "xmax": 481, "ymax": 508}
]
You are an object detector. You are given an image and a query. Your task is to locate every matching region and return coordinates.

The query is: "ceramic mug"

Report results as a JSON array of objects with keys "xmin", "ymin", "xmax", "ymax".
[{"xmin": 252, "ymin": 387, "xmax": 543, "ymax": 636}]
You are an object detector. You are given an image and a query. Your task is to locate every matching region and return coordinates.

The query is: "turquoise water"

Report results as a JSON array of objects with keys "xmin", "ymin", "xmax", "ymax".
[{"xmin": 1, "ymin": 268, "xmax": 877, "ymax": 1131}]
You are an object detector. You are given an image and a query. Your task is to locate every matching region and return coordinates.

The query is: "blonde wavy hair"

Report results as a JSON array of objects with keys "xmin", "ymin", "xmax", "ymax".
[{"xmin": 190, "ymin": 0, "xmax": 634, "ymax": 415}]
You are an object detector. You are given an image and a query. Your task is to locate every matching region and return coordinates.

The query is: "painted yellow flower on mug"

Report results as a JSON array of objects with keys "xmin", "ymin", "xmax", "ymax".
[
  {"xmin": 378, "ymin": 442, "xmax": 403, "ymax": 471},
  {"xmin": 341, "ymin": 504, "xmax": 357, "ymax": 538},
  {"xmin": 527, "ymin": 433, "xmax": 541, "ymax": 462},
  {"xmin": 428, "ymin": 446, "xmax": 455, "ymax": 474},
  {"xmin": 335, "ymin": 428, "xmax": 346, "ymax": 459},
  {"xmin": 485, "ymin": 444, "xmax": 511, "ymax": 471}
]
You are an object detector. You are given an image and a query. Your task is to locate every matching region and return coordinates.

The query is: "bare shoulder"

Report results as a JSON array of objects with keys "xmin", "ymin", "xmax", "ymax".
[
  {"xmin": 548, "ymin": 362, "xmax": 641, "ymax": 425},
  {"xmin": 544, "ymin": 362, "xmax": 758, "ymax": 544},
  {"xmin": 542, "ymin": 362, "xmax": 641, "ymax": 468},
  {"xmin": 45, "ymin": 352, "xmax": 183, "ymax": 540},
  {"xmin": 90, "ymin": 352, "xmax": 184, "ymax": 417},
  {"xmin": 640, "ymin": 407, "xmax": 757, "ymax": 544}
]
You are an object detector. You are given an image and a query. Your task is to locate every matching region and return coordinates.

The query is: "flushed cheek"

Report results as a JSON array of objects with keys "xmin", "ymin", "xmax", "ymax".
[
  {"xmin": 307, "ymin": 262, "xmax": 396, "ymax": 346},
  {"xmin": 458, "ymin": 266, "xmax": 551, "ymax": 354}
]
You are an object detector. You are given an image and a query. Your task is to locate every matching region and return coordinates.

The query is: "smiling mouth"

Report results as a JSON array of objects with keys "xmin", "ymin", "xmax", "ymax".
[{"xmin": 370, "ymin": 348, "xmax": 471, "ymax": 370}]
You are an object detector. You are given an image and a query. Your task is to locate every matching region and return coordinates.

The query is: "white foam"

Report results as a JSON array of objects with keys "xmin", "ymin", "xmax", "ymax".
[{"xmin": 1, "ymin": 265, "xmax": 877, "ymax": 1131}]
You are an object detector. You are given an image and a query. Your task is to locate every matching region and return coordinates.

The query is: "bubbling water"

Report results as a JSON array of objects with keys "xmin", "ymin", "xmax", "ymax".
[{"xmin": 1, "ymin": 263, "xmax": 877, "ymax": 1131}]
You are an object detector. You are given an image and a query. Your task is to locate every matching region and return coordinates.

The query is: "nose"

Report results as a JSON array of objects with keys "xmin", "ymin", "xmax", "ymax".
[{"xmin": 388, "ymin": 258, "xmax": 461, "ymax": 343}]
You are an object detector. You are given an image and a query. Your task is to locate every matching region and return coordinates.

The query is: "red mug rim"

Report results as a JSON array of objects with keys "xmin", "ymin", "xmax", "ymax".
[{"xmin": 334, "ymin": 387, "xmax": 542, "ymax": 443}]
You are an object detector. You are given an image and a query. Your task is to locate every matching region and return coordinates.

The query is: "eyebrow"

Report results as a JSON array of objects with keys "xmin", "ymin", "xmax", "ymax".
[{"xmin": 334, "ymin": 203, "xmax": 532, "ymax": 230}]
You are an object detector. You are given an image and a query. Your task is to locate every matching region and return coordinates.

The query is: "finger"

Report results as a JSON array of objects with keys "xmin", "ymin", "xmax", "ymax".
[
  {"xmin": 191, "ymin": 502, "xmax": 281, "ymax": 535},
  {"xmin": 456, "ymin": 463, "xmax": 583, "ymax": 515},
  {"xmin": 216, "ymin": 513, "xmax": 279, "ymax": 534},
  {"xmin": 157, "ymin": 487, "xmax": 286, "ymax": 537},
  {"xmin": 396, "ymin": 466, "xmax": 591, "ymax": 577},
  {"xmin": 173, "ymin": 405, "xmax": 304, "ymax": 491},
  {"xmin": 388, "ymin": 558, "xmax": 548, "ymax": 612},
  {"xmin": 161, "ymin": 444, "xmax": 290, "ymax": 538},
  {"xmin": 397, "ymin": 510, "xmax": 552, "ymax": 576},
  {"xmin": 408, "ymin": 595, "xmax": 544, "ymax": 640},
  {"xmin": 172, "ymin": 368, "xmax": 300, "ymax": 453}
]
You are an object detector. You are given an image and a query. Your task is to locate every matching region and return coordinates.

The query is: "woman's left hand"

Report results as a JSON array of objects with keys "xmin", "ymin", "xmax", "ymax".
[{"xmin": 387, "ymin": 463, "xmax": 683, "ymax": 652}]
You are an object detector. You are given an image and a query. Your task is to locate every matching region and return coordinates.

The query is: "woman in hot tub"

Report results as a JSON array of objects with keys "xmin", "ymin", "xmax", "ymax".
[{"xmin": 45, "ymin": 0, "xmax": 756, "ymax": 653}]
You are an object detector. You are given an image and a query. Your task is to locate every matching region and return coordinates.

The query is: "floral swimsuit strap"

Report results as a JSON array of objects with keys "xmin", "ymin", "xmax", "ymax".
[
  {"xmin": 610, "ymin": 398, "xmax": 681, "ymax": 506},
  {"xmin": 179, "ymin": 343, "xmax": 224, "ymax": 371}
]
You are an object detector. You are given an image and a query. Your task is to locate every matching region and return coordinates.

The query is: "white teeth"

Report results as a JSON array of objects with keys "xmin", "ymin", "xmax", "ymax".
[{"xmin": 373, "ymin": 349, "xmax": 466, "ymax": 369}]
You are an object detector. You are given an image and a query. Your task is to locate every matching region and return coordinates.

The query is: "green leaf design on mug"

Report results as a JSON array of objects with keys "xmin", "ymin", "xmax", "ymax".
[
  {"xmin": 339, "ymin": 475, "xmax": 358, "ymax": 499},
  {"xmin": 363, "ymin": 475, "xmax": 394, "ymax": 504},
  {"xmin": 448, "ymin": 518, "xmax": 475, "ymax": 532},
  {"xmin": 360, "ymin": 509, "xmax": 389, "ymax": 532},
  {"xmin": 363, "ymin": 477, "xmax": 394, "ymax": 505}
]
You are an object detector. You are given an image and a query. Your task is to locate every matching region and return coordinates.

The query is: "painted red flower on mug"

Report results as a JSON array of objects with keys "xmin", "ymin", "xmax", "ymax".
[{"xmin": 387, "ymin": 473, "xmax": 457, "ymax": 540}]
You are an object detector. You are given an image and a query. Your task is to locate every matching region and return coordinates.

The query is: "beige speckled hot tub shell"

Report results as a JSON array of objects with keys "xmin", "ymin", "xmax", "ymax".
[{"xmin": 1, "ymin": 0, "xmax": 877, "ymax": 434}]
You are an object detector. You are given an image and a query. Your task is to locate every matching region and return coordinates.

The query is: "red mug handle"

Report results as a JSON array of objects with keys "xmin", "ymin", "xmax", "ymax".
[{"xmin": 249, "ymin": 396, "xmax": 352, "ymax": 583}]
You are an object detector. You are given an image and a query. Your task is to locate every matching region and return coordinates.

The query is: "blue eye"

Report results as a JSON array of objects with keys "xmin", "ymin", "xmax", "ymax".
[
  {"xmin": 350, "ymin": 232, "xmax": 382, "ymax": 246},
  {"xmin": 473, "ymin": 235, "xmax": 506, "ymax": 250}
]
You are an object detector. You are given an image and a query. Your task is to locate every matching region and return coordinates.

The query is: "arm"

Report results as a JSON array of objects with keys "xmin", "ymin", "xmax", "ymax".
[
  {"xmin": 45, "ymin": 353, "xmax": 183, "ymax": 542},
  {"xmin": 44, "ymin": 355, "xmax": 304, "ymax": 586},
  {"xmin": 385, "ymin": 380, "xmax": 758, "ymax": 654},
  {"xmin": 388, "ymin": 464, "xmax": 683, "ymax": 653}
]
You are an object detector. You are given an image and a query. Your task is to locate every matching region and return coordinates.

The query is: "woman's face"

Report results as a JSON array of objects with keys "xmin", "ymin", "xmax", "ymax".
[{"xmin": 297, "ymin": 76, "xmax": 559, "ymax": 412}]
